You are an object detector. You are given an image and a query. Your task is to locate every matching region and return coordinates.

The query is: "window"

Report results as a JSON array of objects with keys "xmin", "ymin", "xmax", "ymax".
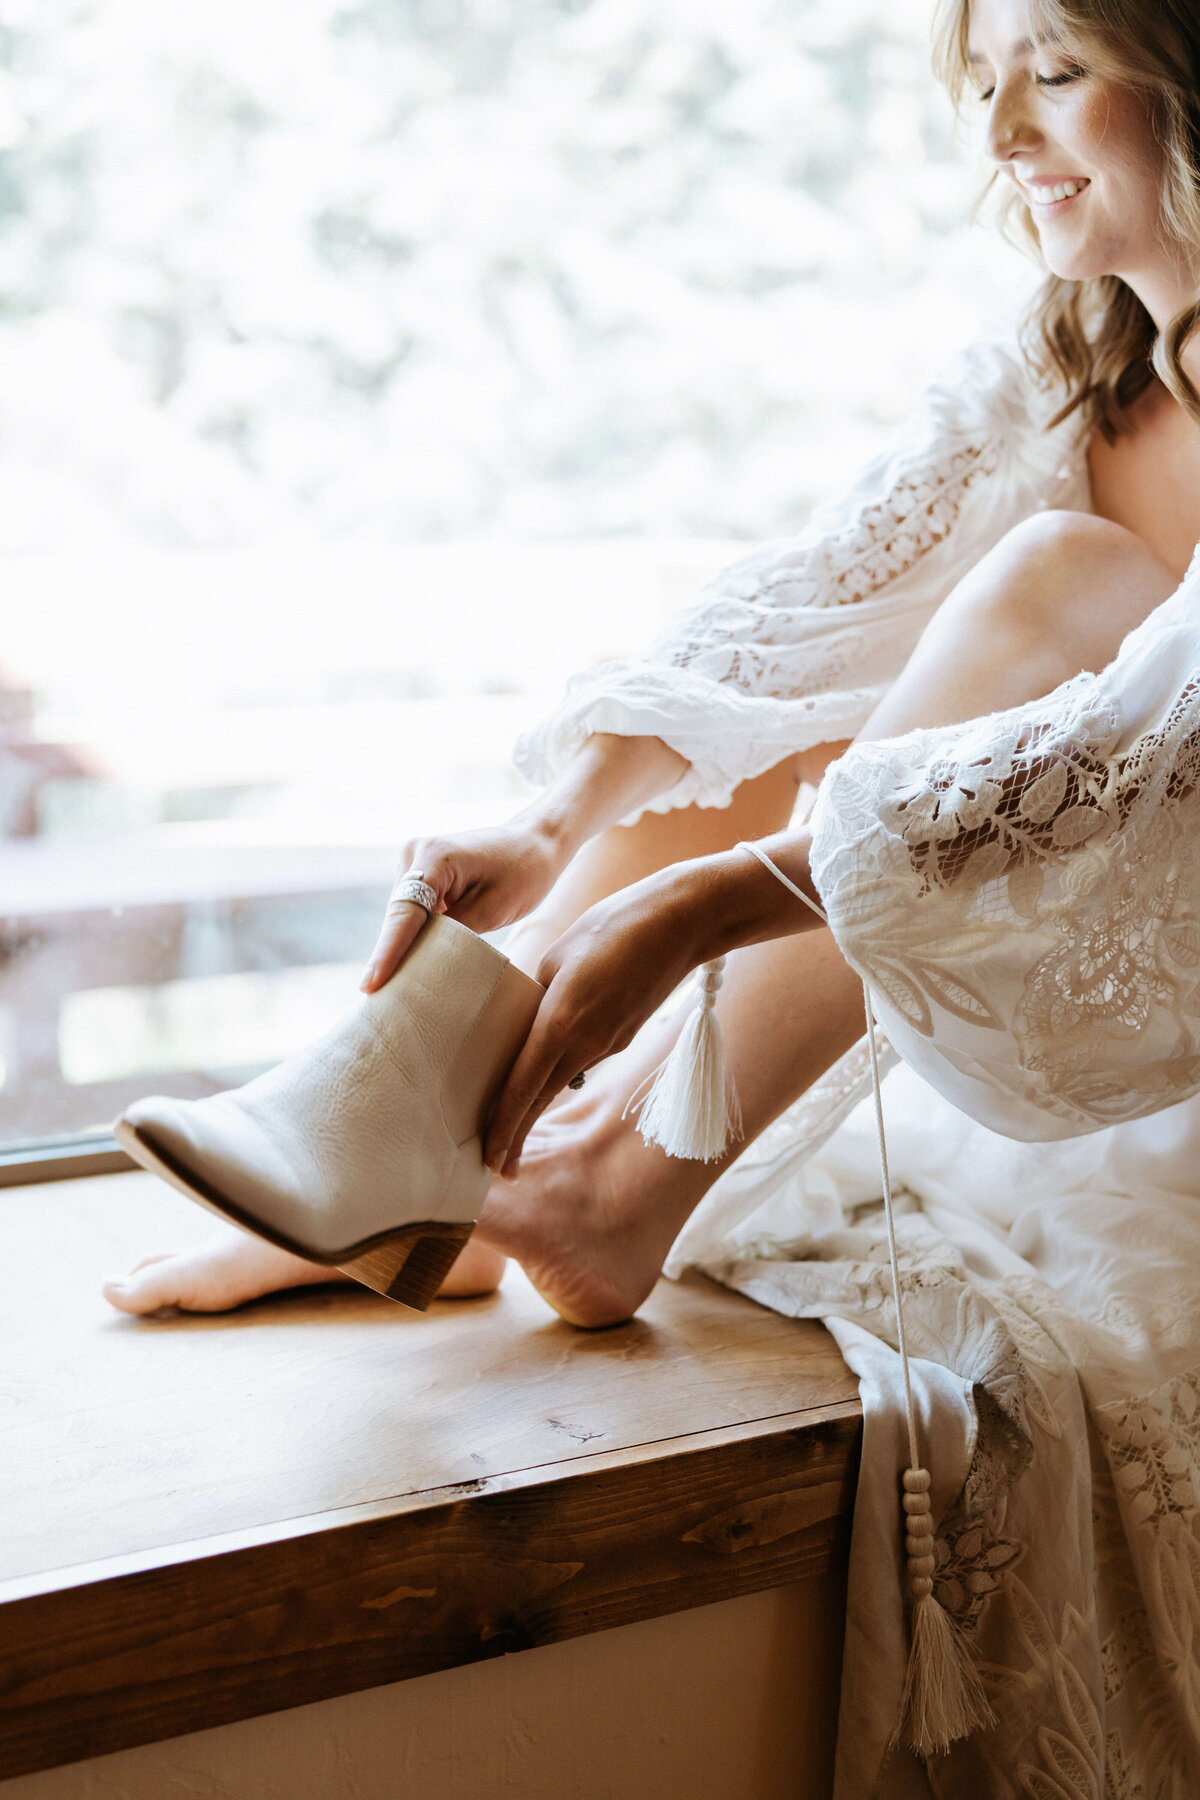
[{"xmin": 0, "ymin": 0, "xmax": 1020, "ymax": 1161}]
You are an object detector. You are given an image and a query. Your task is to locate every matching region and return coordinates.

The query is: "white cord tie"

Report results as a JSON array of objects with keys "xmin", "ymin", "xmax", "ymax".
[{"xmin": 731, "ymin": 839, "xmax": 994, "ymax": 1756}]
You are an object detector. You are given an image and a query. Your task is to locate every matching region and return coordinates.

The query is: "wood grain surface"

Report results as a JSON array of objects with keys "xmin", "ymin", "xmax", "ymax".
[{"xmin": 0, "ymin": 1172, "xmax": 861, "ymax": 1779}]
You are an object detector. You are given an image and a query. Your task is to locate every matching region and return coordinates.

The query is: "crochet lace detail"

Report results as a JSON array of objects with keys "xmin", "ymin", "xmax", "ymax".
[
  {"xmin": 758, "ymin": 441, "xmax": 999, "ymax": 614},
  {"xmin": 811, "ymin": 617, "xmax": 1200, "ymax": 1134},
  {"xmin": 514, "ymin": 330, "xmax": 1070, "ymax": 817}
]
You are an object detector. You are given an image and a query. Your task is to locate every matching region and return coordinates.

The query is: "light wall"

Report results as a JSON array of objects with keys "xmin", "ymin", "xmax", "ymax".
[{"xmin": 3, "ymin": 1578, "xmax": 844, "ymax": 1800}]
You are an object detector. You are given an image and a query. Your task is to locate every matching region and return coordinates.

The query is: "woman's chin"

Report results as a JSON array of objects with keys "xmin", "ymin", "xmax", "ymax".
[{"xmin": 1035, "ymin": 236, "xmax": 1117, "ymax": 286}]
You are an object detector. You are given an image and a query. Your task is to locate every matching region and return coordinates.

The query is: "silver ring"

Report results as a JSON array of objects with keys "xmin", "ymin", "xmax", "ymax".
[
  {"xmin": 568, "ymin": 1071, "xmax": 586, "ymax": 1090},
  {"xmin": 394, "ymin": 874, "xmax": 438, "ymax": 913}
]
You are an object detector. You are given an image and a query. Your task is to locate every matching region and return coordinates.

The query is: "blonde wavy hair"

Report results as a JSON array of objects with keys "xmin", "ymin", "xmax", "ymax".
[{"xmin": 932, "ymin": 0, "xmax": 1200, "ymax": 441}]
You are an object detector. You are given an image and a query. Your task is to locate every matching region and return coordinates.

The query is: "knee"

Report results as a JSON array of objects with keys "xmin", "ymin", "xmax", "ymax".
[
  {"xmin": 998, "ymin": 507, "xmax": 1118, "ymax": 559},
  {"xmin": 956, "ymin": 510, "xmax": 1152, "ymax": 643}
]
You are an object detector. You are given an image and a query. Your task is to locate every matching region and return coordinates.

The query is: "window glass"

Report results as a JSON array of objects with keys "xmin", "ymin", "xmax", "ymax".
[{"xmin": 0, "ymin": 0, "xmax": 1020, "ymax": 1148}]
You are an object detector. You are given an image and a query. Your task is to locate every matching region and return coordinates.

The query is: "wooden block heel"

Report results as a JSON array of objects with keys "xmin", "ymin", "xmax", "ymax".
[{"xmin": 335, "ymin": 1221, "xmax": 476, "ymax": 1311}]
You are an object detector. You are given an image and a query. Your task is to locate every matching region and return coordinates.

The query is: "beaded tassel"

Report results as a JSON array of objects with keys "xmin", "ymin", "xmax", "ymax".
[
  {"xmin": 731, "ymin": 839, "xmax": 996, "ymax": 1758},
  {"xmin": 630, "ymin": 958, "xmax": 742, "ymax": 1162},
  {"xmin": 895, "ymin": 1468, "xmax": 994, "ymax": 1755}
]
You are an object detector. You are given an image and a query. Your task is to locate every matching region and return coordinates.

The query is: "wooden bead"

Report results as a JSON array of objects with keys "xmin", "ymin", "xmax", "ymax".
[
  {"xmin": 902, "ymin": 1492, "xmax": 931, "ymax": 1515},
  {"xmin": 911, "ymin": 1575, "xmax": 934, "ymax": 1598},
  {"xmin": 906, "ymin": 1539, "xmax": 936, "ymax": 1564},
  {"xmin": 902, "ymin": 1468, "xmax": 932, "ymax": 1493},
  {"xmin": 904, "ymin": 1511, "xmax": 933, "ymax": 1536},
  {"xmin": 907, "ymin": 1553, "xmax": 937, "ymax": 1578}
]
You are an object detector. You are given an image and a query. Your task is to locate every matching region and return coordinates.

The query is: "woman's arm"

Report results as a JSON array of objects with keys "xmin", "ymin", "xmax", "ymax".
[
  {"xmin": 482, "ymin": 826, "xmax": 824, "ymax": 1175},
  {"xmin": 514, "ymin": 332, "xmax": 1063, "ymax": 824},
  {"xmin": 372, "ymin": 333, "xmax": 1053, "ymax": 990},
  {"xmin": 518, "ymin": 730, "xmax": 690, "ymax": 859},
  {"xmin": 361, "ymin": 732, "xmax": 689, "ymax": 991}
]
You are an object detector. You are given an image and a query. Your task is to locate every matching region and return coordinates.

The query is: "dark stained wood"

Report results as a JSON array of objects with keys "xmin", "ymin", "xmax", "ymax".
[
  {"xmin": 0, "ymin": 1406, "xmax": 860, "ymax": 1780},
  {"xmin": 0, "ymin": 1172, "xmax": 861, "ymax": 1780}
]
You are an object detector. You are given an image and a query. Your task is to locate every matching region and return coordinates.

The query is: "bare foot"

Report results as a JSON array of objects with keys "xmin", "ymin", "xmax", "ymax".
[
  {"xmin": 474, "ymin": 1035, "xmax": 719, "ymax": 1328},
  {"xmin": 102, "ymin": 1025, "xmax": 713, "ymax": 1327},
  {"xmin": 102, "ymin": 1227, "xmax": 506, "ymax": 1316}
]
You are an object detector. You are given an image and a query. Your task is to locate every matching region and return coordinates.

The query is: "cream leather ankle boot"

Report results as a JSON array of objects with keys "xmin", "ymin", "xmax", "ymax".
[{"xmin": 114, "ymin": 916, "xmax": 542, "ymax": 1309}]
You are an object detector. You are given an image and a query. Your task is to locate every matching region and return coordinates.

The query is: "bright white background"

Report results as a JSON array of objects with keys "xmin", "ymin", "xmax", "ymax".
[
  {"xmin": 0, "ymin": 0, "xmax": 1032, "ymax": 1137},
  {"xmin": 0, "ymin": 0, "xmax": 1025, "ymax": 551}
]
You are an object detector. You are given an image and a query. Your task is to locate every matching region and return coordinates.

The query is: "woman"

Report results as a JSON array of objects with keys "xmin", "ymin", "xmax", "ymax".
[
  {"xmin": 105, "ymin": 2, "xmax": 1200, "ymax": 1787},
  {"xmin": 108, "ymin": 0, "xmax": 1200, "ymax": 1324}
]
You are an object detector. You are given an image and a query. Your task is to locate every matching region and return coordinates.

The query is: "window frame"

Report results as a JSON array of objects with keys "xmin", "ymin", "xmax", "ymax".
[{"xmin": 0, "ymin": 1133, "xmax": 133, "ymax": 1188}]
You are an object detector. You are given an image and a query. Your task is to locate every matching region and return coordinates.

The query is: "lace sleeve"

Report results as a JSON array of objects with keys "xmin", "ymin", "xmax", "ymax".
[
  {"xmin": 808, "ymin": 573, "xmax": 1200, "ymax": 1142},
  {"xmin": 514, "ymin": 329, "xmax": 1080, "ymax": 819}
]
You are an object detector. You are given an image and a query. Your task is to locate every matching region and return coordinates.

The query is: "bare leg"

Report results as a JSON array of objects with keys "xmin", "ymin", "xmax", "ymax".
[
  {"xmin": 109, "ymin": 511, "xmax": 1177, "ymax": 1322},
  {"xmin": 475, "ymin": 511, "xmax": 1181, "ymax": 1324},
  {"xmin": 860, "ymin": 510, "xmax": 1177, "ymax": 740},
  {"xmin": 104, "ymin": 757, "xmax": 808, "ymax": 1316}
]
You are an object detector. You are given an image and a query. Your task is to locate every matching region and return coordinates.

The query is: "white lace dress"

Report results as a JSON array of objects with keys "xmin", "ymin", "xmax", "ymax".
[{"xmin": 517, "ymin": 327, "xmax": 1200, "ymax": 1799}]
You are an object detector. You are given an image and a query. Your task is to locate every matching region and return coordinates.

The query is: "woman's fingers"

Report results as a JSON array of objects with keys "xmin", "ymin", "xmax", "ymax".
[
  {"xmin": 361, "ymin": 847, "xmax": 443, "ymax": 990},
  {"xmin": 360, "ymin": 898, "xmax": 431, "ymax": 992},
  {"xmin": 485, "ymin": 1044, "xmax": 582, "ymax": 1176},
  {"xmin": 484, "ymin": 978, "xmax": 632, "ymax": 1173},
  {"xmin": 484, "ymin": 967, "xmax": 589, "ymax": 1172},
  {"xmin": 359, "ymin": 822, "xmax": 570, "ymax": 993},
  {"xmin": 485, "ymin": 886, "xmax": 694, "ymax": 1170}
]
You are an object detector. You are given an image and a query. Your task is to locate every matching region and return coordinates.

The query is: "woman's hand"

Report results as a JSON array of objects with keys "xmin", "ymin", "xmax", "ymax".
[
  {"xmin": 482, "ymin": 859, "xmax": 724, "ymax": 1177},
  {"xmin": 482, "ymin": 829, "xmax": 825, "ymax": 1175},
  {"xmin": 361, "ymin": 733, "xmax": 692, "ymax": 993},
  {"xmin": 361, "ymin": 818, "xmax": 569, "ymax": 992}
]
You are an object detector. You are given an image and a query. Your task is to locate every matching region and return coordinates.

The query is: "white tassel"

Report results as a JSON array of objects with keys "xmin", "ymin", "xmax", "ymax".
[
  {"xmin": 893, "ymin": 1467, "xmax": 995, "ymax": 1757},
  {"xmin": 630, "ymin": 959, "xmax": 742, "ymax": 1162}
]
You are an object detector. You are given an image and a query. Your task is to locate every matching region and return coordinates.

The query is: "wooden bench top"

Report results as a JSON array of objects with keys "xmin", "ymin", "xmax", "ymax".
[{"xmin": 0, "ymin": 1171, "xmax": 861, "ymax": 1781}]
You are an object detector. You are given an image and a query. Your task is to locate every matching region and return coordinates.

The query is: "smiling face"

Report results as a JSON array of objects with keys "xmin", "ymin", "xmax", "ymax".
[{"xmin": 968, "ymin": 0, "xmax": 1173, "ymax": 300}]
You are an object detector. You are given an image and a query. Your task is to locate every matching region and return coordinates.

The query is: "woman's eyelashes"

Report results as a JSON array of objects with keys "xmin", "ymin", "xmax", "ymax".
[{"xmin": 974, "ymin": 65, "xmax": 1086, "ymax": 103}]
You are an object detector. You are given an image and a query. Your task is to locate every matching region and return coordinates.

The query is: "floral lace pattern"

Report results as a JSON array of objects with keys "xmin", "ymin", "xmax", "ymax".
[
  {"xmin": 513, "ymin": 309, "xmax": 1200, "ymax": 1794},
  {"xmin": 681, "ymin": 1064, "xmax": 1200, "ymax": 1798},
  {"xmin": 751, "ymin": 440, "xmax": 999, "ymax": 614},
  {"xmin": 809, "ymin": 592, "xmax": 1200, "ymax": 1138},
  {"xmin": 514, "ymin": 328, "xmax": 1080, "ymax": 819},
  {"xmin": 1093, "ymin": 1370, "xmax": 1200, "ymax": 1735}
]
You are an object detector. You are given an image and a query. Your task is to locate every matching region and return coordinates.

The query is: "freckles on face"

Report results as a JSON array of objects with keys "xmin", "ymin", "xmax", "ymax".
[
  {"xmin": 1037, "ymin": 77, "xmax": 1163, "ymax": 281},
  {"xmin": 969, "ymin": 0, "xmax": 1167, "ymax": 284}
]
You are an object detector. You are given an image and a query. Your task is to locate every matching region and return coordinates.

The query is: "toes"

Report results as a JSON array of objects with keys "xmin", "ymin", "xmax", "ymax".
[
  {"xmin": 102, "ymin": 1234, "xmax": 346, "ymax": 1316},
  {"xmin": 101, "ymin": 1228, "xmax": 501, "ymax": 1317},
  {"xmin": 103, "ymin": 1256, "xmax": 194, "ymax": 1315}
]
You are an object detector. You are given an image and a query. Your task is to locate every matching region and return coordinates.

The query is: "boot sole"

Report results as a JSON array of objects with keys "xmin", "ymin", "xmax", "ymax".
[{"xmin": 113, "ymin": 1117, "xmax": 475, "ymax": 1312}]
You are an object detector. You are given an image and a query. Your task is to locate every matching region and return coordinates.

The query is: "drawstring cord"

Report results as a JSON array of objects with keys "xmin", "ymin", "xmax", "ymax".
[
  {"xmin": 737, "ymin": 839, "xmax": 921, "ymax": 1470},
  {"xmin": 731, "ymin": 838, "xmax": 994, "ymax": 1756}
]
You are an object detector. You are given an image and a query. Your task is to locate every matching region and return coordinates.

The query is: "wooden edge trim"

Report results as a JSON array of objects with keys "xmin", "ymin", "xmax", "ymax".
[
  {"xmin": 0, "ymin": 1399, "xmax": 863, "ymax": 1607},
  {"xmin": 0, "ymin": 1403, "xmax": 863, "ymax": 1780},
  {"xmin": 0, "ymin": 1139, "xmax": 135, "ymax": 1188}
]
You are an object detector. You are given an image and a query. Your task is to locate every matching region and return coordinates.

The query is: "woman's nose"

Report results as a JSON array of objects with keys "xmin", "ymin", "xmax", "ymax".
[{"xmin": 985, "ymin": 80, "xmax": 1041, "ymax": 165}]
